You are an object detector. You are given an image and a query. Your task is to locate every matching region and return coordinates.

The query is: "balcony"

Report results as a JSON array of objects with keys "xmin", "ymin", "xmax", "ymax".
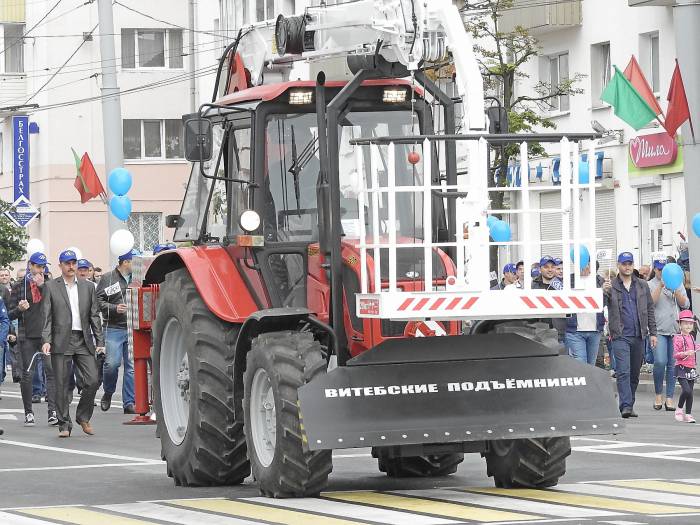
[
  {"xmin": 498, "ymin": 0, "xmax": 582, "ymax": 35},
  {"xmin": 0, "ymin": 75, "xmax": 27, "ymax": 113}
]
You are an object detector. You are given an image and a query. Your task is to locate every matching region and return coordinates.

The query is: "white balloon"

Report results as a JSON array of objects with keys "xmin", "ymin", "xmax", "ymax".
[
  {"xmin": 26, "ymin": 238, "xmax": 45, "ymax": 256},
  {"xmin": 110, "ymin": 229, "xmax": 135, "ymax": 256},
  {"xmin": 66, "ymin": 246, "xmax": 83, "ymax": 260}
]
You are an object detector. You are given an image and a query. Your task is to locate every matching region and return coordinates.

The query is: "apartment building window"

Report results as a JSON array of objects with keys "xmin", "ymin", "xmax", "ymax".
[
  {"xmin": 3, "ymin": 24, "xmax": 25, "ymax": 73},
  {"xmin": 256, "ymin": 0, "xmax": 275, "ymax": 21},
  {"xmin": 121, "ymin": 29, "xmax": 183, "ymax": 69},
  {"xmin": 549, "ymin": 52, "xmax": 569, "ymax": 112},
  {"xmin": 128, "ymin": 213, "xmax": 162, "ymax": 252},
  {"xmin": 123, "ymin": 119, "xmax": 184, "ymax": 160},
  {"xmin": 591, "ymin": 42, "xmax": 611, "ymax": 107}
]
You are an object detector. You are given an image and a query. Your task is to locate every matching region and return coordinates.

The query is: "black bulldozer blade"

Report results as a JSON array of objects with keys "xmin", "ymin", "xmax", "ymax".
[{"xmin": 298, "ymin": 334, "xmax": 622, "ymax": 451}]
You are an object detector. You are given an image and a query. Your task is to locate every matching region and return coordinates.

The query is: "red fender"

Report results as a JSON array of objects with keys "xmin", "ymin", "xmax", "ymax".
[{"xmin": 144, "ymin": 245, "xmax": 257, "ymax": 324}]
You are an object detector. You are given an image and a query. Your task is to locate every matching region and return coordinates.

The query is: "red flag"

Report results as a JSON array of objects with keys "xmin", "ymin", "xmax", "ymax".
[
  {"xmin": 72, "ymin": 149, "xmax": 106, "ymax": 203},
  {"xmin": 665, "ymin": 59, "xmax": 694, "ymax": 140},
  {"xmin": 623, "ymin": 55, "xmax": 663, "ymax": 116}
]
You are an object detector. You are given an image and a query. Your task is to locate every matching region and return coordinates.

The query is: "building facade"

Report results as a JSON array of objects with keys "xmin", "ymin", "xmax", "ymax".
[
  {"xmin": 501, "ymin": 0, "xmax": 688, "ymax": 267},
  {"xmin": 0, "ymin": 0, "xmax": 222, "ymax": 269}
]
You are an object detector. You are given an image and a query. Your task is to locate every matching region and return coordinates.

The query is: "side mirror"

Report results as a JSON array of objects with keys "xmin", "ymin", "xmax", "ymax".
[
  {"xmin": 165, "ymin": 214, "xmax": 184, "ymax": 228},
  {"xmin": 486, "ymin": 106, "xmax": 509, "ymax": 134},
  {"xmin": 184, "ymin": 117, "xmax": 213, "ymax": 162}
]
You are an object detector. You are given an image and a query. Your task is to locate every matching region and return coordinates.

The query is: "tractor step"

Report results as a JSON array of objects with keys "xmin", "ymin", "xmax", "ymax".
[{"xmin": 298, "ymin": 334, "xmax": 622, "ymax": 451}]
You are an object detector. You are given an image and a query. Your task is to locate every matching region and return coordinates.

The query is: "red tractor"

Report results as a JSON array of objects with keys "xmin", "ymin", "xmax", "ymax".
[{"xmin": 128, "ymin": 1, "xmax": 620, "ymax": 498}]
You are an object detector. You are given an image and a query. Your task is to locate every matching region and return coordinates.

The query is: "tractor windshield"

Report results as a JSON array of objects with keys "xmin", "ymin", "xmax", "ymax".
[{"xmin": 262, "ymin": 108, "xmax": 429, "ymax": 244}]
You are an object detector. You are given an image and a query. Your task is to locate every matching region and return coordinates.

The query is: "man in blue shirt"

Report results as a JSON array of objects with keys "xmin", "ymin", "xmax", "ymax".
[
  {"xmin": 604, "ymin": 252, "xmax": 657, "ymax": 418},
  {"xmin": 0, "ymin": 292, "xmax": 10, "ymax": 434}
]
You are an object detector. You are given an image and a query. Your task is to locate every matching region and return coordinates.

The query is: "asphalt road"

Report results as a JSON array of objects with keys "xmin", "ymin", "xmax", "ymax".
[{"xmin": 2, "ymin": 379, "xmax": 700, "ymax": 525}]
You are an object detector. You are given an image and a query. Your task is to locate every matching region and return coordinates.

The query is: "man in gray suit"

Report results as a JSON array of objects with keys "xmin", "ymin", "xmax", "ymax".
[{"xmin": 42, "ymin": 250, "xmax": 105, "ymax": 437}]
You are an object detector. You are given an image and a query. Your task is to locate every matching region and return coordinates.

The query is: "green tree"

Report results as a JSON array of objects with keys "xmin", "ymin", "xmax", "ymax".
[
  {"xmin": 0, "ymin": 200, "xmax": 29, "ymax": 267},
  {"xmin": 461, "ymin": 0, "xmax": 585, "ymax": 266}
]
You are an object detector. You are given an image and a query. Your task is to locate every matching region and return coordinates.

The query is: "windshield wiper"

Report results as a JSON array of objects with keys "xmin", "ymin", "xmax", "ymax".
[{"xmin": 287, "ymin": 126, "xmax": 319, "ymax": 216}]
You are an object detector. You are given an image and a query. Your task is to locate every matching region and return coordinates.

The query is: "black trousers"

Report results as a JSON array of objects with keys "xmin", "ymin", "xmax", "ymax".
[
  {"xmin": 678, "ymin": 378, "xmax": 695, "ymax": 414},
  {"xmin": 20, "ymin": 337, "xmax": 56, "ymax": 415},
  {"xmin": 51, "ymin": 332, "xmax": 99, "ymax": 432}
]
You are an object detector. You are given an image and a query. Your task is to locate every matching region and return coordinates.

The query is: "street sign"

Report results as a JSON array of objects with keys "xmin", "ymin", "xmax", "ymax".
[
  {"xmin": 12, "ymin": 115, "xmax": 30, "ymax": 201},
  {"xmin": 596, "ymin": 249, "xmax": 611, "ymax": 261},
  {"xmin": 4, "ymin": 195, "xmax": 40, "ymax": 228}
]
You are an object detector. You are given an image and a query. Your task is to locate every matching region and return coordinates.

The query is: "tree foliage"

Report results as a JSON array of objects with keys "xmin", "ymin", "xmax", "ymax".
[{"xmin": 0, "ymin": 200, "xmax": 29, "ymax": 267}]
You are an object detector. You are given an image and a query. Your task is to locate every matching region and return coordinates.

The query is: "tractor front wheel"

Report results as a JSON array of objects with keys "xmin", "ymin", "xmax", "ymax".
[
  {"xmin": 483, "ymin": 437, "xmax": 571, "ymax": 488},
  {"xmin": 372, "ymin": 448, "xmax": 464, "ymax": 478},
  {"xmin": 152, "ymin": 269, "xmax": 249, "ymax": 486},
  {"xmin": 243, "ymin": 331, "xmax": 332, "ymax": 497}
]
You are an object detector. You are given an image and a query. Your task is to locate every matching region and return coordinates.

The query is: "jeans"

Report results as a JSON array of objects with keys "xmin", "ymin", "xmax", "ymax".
[
  {"xmin": 0, "ymin": 341, "xmax": 6, "ymax": 383},
  {"xmin": 566, "ymin": 331, "xmax": 602, "ymax": 365},
  {"xmin": 20, "ymin": 338, "xmax": 55, "ymax": 415},
  {"xmin": 611, "ymin": 336, "xmax": 645, "ymax": 412},
  {"xmin": 653, "ymin": 334, "xmax": 676, "ymax": 399},
  {"xmin": 32, "ymin": 357, "xmax": 46, "ymax": 397},
  {"xmin": 102, "ymin": 327, "xmax": 134, "ymax": 406}
]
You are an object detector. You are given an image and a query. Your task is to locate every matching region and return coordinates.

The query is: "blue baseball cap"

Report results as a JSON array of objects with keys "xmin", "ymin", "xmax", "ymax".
[
  {"xmin": 59, "ymin": 249, "xmax": 78, "ymax": 263},
  {"xmin": 617, "ymin": 251, "xmax": 634, "ymax": 264},
  {"xmin": 653, "ymin": 258, "xmax": 667, "ymax": 270},
  {"xmin": 77, "ymin": 259, "xmax": 91, "ymax": 269},
  {"xmin": 118, "ymin": 248, "xmax": 140, "ymax": 262},
  {"xmin": 553, "ymin": 257, "xmax": 563, "ymax": 266},
  {"xmin": 540, "ymin": 255, "xmax": 556, "ymax": 267},
  {"xmin": 503, "ymin": 263, "xmax": 517, "ymax": 275},
  {"xmin": 153, "ymin": 242, "xmax": 176, "ymax": 255},
  {"xmin": 531, "ymin": 267, "xmax": 541, "ymax": 278},
  {"xmin": 28, "ymin": 252, "xmax": 48, "ymax": 266}
]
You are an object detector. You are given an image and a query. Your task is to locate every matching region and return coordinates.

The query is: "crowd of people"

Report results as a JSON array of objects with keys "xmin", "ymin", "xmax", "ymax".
[
  {"xmin": 0, "ymin": 244, "xmax": 177, "ymax": 437},
  {"xmin": 492, "ymin": 251, "xmax": 699, "ymax": 421}
]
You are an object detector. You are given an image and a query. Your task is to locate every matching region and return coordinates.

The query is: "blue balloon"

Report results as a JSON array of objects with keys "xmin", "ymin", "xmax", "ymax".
[
  {"xmin": 662, "ymin": 262, "xmax": 684, "ymax": 291},
  {"xmin": 693, "ymin": 212, "xmax": 700, "ymax": 238},
  {"xmin": 108, "ymin": 167, "xmax": 132, "ymax": 196},
  {"xmin": 486, "ymin": 215, "xmax": 499, "ymax": 228},
  {"xmin": 578, "ymin": 160, "xmax": 589, "ymax": 184},
  {"xmin": 109, "ymin": 195, "xmax": 132, "ymax": 221},
  {"xmin": 490, "ymin": 220, "xmax": 512, "ymax": 242},
  {"xmin": 569, "ymin": 244, "xmax": 591, "ymax": 270}
]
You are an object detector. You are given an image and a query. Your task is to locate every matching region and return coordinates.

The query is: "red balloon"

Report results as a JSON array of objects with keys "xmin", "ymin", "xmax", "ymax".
[{"xmin": 408, "ymin": 151, "xmax": 420, "ymax": 164}]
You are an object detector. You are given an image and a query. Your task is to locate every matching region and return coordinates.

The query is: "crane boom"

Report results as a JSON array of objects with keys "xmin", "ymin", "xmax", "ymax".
[{"xmin": 235, "ymin": 0, "xmax": 485, "ymax": 131}]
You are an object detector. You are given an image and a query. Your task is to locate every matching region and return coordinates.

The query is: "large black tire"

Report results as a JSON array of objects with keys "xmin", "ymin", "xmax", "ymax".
[
  {"xmin": 243, "ymin": 331, "xmax": 332, "ymax": 497},
  {"xmin": 372, "ymin": 448, "xmax": 464, "ymax": 478},
  {"xmin": 152, "ymin": 269, "xmax": 249, "ymax": 486},
  {"xmin": 483, "ymin": 437, "xmax": 571, "ymax": 488}
]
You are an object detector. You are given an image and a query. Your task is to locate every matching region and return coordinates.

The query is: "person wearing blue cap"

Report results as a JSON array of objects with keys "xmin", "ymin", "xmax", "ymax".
[
  {"xmin": 76, "ymin": 259, "xmax": 96, "ymax": 288},
  {"xmin": 95, "ymin": 249, "xmax": 138, "ymax": 414},
  {"xmin": 604, "ymin": 251, "xmax": 658, "ymax": 418},
  {"xmin": 491, "ymin": 263, "xmax": 517, "ymax": 290},
  {"xmin": 41, "ymin": 249, "xmax": 105, "ymax": 437},
  {"xmin": 533, "ymin": 255, "xmax": 563, "ymax": 290},
  {"xmin": 7, "ymin": 252, "xmax": 58, "ymax": 427},
  {"xmin": 648, "ymin": 257, "xmax": 691, "ymax": 411}
]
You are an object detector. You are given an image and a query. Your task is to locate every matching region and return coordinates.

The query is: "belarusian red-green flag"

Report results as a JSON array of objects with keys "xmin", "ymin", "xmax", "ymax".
[{"xmin": 601, "ymin": 65, "xmax": 657, "ymax": 130}]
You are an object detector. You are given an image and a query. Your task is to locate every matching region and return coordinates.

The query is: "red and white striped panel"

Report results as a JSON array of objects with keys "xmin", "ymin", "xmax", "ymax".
[
  {"xmin": 520, "ymin": 295, "xmax": 600, "ymax": 311},
  {"xmin": 397, "ymin": 296, "xmax": 480, "ymax": 314}
]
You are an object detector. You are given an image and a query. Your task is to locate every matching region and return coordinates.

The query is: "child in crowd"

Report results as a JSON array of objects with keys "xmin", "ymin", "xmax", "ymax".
[{"xmin": 674, "ymin": 310, "xmax": 699, "ymax": 423}]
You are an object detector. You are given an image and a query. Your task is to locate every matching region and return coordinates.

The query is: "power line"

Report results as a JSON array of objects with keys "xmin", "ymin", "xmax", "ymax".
[
  {"xmin": 113, "ymin": 1, "xmax": 223, "ymax": 39},
  {"xmin": 25, "ymin": 22, "xmax": 99, "ymax": 104},
  {"xmin": 0, "ymin": 0, "xmax": 65, "ymax": 57}
]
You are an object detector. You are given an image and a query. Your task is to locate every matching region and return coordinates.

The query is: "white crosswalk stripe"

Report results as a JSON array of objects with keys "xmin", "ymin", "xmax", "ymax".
[{"xmin": 7, "ymin": 477, "xmax": 700, "ymax": 524}]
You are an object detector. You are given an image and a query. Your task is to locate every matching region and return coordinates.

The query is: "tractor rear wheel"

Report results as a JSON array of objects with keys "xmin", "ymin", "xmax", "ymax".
[
  {"xmin": 152, "ymin": 269, "xmax": 249, "ymax": 486},
  {"xmin": 483, "ymin": 437, "xmax": 571, "ymax": 488},
  {"xmin": 372, "ymin": 448, "xmax": 464, "ymax": 478},
  {"xmin": 243, "ymin": 331, "xmax": 332, "ymax": 497}
]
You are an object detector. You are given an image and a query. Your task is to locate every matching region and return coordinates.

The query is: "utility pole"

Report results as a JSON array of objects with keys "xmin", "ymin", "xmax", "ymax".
[
  {"xmin": 673, "ymin": 0, "xmax": 700, "ymax": 309},
  {"xmin": 188, "ymin": 0, "xmax": 197, "ymax": 112},
  {"xmin": 97, "ymin": 0, "xmax": 124, "ymax": 263}
]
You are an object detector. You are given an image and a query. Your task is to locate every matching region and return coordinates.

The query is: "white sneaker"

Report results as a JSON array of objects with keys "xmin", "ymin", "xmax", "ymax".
[
  {"xmin": 686, "ymin": 414, "xmax": 696, "ymax": 423},
  {"xmin": 24, "ymin": 413, "xmax": 35, "ymax": 427},
  {"xmin": 675, "ymin": 408, "xmax": 685, "ymax": 422}
]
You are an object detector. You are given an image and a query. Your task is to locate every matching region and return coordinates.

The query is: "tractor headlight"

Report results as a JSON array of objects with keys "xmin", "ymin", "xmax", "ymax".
[
  {"xmin": 289, "ymin": 89, "xmax": 313, "ymax": 105},
  {"xmin": 382, "ymin": 88, "xmax": 407, "ymax": 103},
  {"xmin": 239, "ymin": 210, "xmax": 261, "ymax": 232}
]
